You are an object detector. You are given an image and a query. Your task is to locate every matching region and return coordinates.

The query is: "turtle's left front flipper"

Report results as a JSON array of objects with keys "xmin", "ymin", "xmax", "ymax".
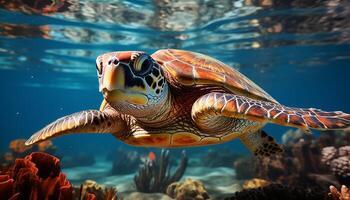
[
  {"xmin": 25, "ymin": 110, "xmax": 127, "ymax": 146},
  {"xmin": 192, "ymin": 92, "xmax": 350, "ymax": 156},
  {"xmin": 192, "ymin": 92, "xmax": 350, "ymax": 132}
]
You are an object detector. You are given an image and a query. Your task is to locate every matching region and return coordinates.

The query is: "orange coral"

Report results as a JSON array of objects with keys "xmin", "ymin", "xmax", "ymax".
[
  {"xmin": 329, "ymin": 185, "xmax": 350, "ymax": 200},
  {"xmin": 242, "ymin": 178, "xmax": 270, "ymax": 189},
  {"xmin": 9, "ymin": 139, "xmax": 31, "ymax": 153},
  {"xmin": 0, "ymin": 152, "xmax": 73, "ymax": 200},
  {"xmin": 37, "ymin": 140, "xmax": 54, "ymax": 152}
]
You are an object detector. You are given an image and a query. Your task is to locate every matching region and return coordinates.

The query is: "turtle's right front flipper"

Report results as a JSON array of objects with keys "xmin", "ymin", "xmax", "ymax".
[{"xmin": 25, "ymin": 110, "xmax": 126, "ymax": 146}]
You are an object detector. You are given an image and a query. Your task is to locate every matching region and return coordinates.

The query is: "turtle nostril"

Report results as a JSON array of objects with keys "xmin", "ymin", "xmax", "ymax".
[{"xmin": 108, "ymin": 58, "xmax": 119, "ymax": 66}]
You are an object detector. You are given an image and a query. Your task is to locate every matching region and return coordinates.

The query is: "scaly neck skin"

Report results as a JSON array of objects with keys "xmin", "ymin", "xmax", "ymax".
[{"xmin": 136, "ymin": 88, "xmax": 173, "ymax": 127}]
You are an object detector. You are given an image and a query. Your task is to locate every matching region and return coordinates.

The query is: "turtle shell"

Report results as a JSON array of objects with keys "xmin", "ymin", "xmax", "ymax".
[{"xmin": 152, "ymin": 49, "xmax": 277, "ymax": 103}]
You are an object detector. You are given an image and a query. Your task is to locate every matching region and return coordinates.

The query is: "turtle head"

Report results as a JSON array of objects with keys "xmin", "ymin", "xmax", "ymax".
[{"xmin": 96, "ymin": 51, "xmax": 168, "ymax": 117}]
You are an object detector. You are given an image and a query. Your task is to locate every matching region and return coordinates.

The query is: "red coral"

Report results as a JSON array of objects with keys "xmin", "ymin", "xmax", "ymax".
[
  {"xmin": 85, "ymin": 193, "xmax": 97, "ymax": 200},
  {"xmin": 0, "ymin": 152, "xmax": 73, "ymax": 200},
  {"xmin": 0, "ymin": 175, "xmax": 19, "ymax": 200}
]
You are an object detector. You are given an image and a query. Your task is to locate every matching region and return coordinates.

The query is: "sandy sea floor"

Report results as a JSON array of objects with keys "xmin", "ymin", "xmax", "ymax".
[{"xmin": 63, "ymin": 157, "xmax": 242, "ymax": 199}]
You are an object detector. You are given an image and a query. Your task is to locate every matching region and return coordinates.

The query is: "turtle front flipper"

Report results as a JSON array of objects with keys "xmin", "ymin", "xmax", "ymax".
[
  {"xmin": 192, "ymin": 92, "xmax": 350, "ymax": 155},
  {"xmin": 25, "ymin": 110, "xmax": 127, "ymax": 146}
]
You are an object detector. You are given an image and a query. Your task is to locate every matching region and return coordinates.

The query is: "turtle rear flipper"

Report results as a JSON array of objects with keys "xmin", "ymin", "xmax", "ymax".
[
  {"xmin": 240, "ymin": 130, "xmax": 283, "ymax": 156},
  {"xmin": 25, "ymin": 110, "xmax": 126, "ymax": 146}
]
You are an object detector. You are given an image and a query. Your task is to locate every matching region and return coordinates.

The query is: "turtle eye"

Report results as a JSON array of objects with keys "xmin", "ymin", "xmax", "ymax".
[{"xmin": 133, "ymin": 54, "xmax": 153, "ymax": 76}]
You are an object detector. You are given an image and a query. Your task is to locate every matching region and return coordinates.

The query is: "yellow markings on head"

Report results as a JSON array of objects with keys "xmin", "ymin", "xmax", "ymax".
[
  {"xmin": 127, "ymin": 94, "xmax": 148, "ymax": 105},
  {"xmin": 106, "ymin": 90, "xmax": 148, "ymax": 105},
  {"xmin": 128, "ymin": 86, "xmax": 147, "ymax": 92}
]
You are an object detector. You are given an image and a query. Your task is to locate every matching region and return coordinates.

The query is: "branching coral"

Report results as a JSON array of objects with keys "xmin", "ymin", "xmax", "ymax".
[
  {"xmin": 134, "ymin": 149, "xmax": 188, "ymax": 193},
  {"xmin": 0, "ymin": 152, "xmax": 73, "ymax": 200}
]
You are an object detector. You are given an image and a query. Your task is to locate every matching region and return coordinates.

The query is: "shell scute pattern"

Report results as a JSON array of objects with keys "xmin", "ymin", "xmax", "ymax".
[{"xmin": 152, "ymin": 49, "xmax": 277, "ymax": 103}]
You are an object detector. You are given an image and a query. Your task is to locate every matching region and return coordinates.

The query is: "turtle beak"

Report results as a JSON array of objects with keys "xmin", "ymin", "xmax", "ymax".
[
  {"xmin": 100, "ymin": 63, "xmax": 149, "ymax": 105},
  {"xmin": 100, "ymin": 64, "xmax": 125, "ymax": 94}
]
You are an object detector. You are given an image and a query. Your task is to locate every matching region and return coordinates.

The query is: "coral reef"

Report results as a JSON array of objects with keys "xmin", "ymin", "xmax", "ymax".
[
  {"xmin": 75, "ymin": 180, "xmax": 120, "ymax": 200},
  {"xmin": 1, "ymin": 139, "xmax": 57, "ymax": 168},
  {"xmin": 322, "ymin": 146, "xmax": 350, "ymax": 185},
  {"xmin": 224, "ymin": 183, "xmax": 327, "ymax": 200},
  {"xmin": 111, "ymin": 150, "xmax": 141, "ymax": 175},
  {"xmin": 201, "ymin": 148, "xmax": 241, "ymax": 168},
  {"xmin": 166, "ymin": 178, "xmax": 210, "ymax": 200},
  {"xmin": 0, "ymin": 174, "xmax": 20, "ymax": 199},
  {"xmin": 242, "ymin": 178, "xmax": 270, "ymax": 189},
  {"xmin": 235, "ymin": 129, "xmax": 350, "ymax": 188},
  {"xmin": 0, "ymin": 152, "xmax": 73, "ymax": 200},
  {"xmin": 9, "ymin": 139, "xmax": 32, "ymax": 154},
  {"xmin": 329, "ymin": 185, "xmax": 350, "ymax": 200},
  {"xmin": 78, "ymin": 180, "xmax": 105, "ymax": 199},
  {"xmin": 0, "ymin": 152, "xmax": 121, "ymax": 200},
  {"xmin": 62, "ymin": 153, "xmax": 95, "ymax": 168},
  {"xmin": 134, "ymin": 149, "xmax": 188, "ymax": 193}
]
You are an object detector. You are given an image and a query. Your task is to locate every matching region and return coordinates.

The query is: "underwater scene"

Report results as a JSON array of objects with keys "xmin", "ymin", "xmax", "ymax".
[{"xmin": 1, "ymin": 0, "xmax": 350, "ymax": 199}]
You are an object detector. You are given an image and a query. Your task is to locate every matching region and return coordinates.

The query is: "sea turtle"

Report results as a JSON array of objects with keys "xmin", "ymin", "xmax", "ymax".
[{"xmin": 25, "ymin": 49, "xmax": 350, "ymax": 156}]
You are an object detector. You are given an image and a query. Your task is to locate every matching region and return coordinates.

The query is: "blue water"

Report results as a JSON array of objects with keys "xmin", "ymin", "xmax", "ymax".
[{"xmin": 1, "ymin": 0, "xmax": 350, "ymax": 157}]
